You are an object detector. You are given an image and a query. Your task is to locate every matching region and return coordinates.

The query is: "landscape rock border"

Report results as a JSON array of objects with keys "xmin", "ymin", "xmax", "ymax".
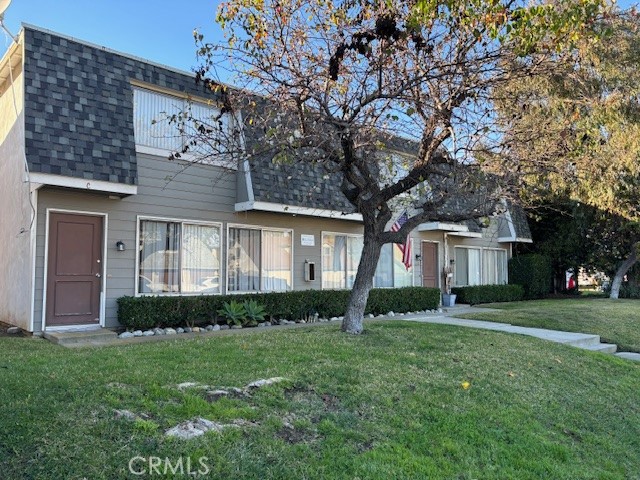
[{"xmin": 116, "ymin": 310, "xmax": 444, "ymax": 339}]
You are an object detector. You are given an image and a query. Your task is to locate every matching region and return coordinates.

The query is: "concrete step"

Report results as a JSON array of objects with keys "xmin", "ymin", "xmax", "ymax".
[
  {"xmin": 615, "ymin": 352, "xmax": 640, "ymax": 362},
  {"xmin": 44, "ymin": 329, "xmax": 117, "ymax": 346},
  {"xmin": 581, "ymin": 343, "xmax": 617, "ymax": 354}
]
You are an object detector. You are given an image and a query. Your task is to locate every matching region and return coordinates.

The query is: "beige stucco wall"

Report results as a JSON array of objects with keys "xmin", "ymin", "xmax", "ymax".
[{"xmin": 0, "ymin": 64, "xmax": 33, "ymax": 330}]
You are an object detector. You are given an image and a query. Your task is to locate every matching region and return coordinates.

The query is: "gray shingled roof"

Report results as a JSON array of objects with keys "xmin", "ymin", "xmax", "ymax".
[
  {"xmin": 507, "ymin": 201, "xmax": 532, "ymax": 239},
  {"xmin": 23, "ymin": 26, "xmax": 221, "ymax": 185},
  {"xmin": 248, "ymin": 154, "xmax": 355, "ymax": 212}
]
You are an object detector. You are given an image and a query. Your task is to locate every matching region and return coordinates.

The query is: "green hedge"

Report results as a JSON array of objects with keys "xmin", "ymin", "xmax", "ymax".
[
  {"xmin": 608, "ymin": 283, "xmax": 640, "ymax": 299},
  {"xmin": 451, "ymin": 284, "xmax": 525, "ymax": 305},
  {"xmin": 508, "ymin": 254, "xmax": 552, "ymax": 299},
  {"xmin": 117, "ymin": 287, "xmax": 441, "ymax": 330}
]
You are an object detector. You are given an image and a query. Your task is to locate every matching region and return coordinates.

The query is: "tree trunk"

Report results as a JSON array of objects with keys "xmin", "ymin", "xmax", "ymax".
[
  {"xmin": 610, "ymin": 242, "xmax": 639, "ymax": 299},
  {"xmin": 342, "ymin": 233, "xmax": 383, "ymax": 335}
]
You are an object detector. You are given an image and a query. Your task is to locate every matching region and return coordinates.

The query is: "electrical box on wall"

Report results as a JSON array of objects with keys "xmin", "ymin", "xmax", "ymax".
[{"xmin": 304, "ymin": 260, "xmax": 315, "ymax": 282}]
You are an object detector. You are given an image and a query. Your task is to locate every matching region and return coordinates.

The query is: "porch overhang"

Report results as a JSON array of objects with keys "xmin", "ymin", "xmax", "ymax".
[
  {"xmin": 29, "ymin": 173, "xmax": 137, "ymax": 197},
  {"xmin": 235, "ymin": 200, "xmax": 363, "ymax": 222}
]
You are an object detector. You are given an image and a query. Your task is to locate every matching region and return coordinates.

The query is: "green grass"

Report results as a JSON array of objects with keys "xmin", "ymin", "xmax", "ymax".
[
  {"xmin": 1, "ymin": 322, "xmax": 639, "ymax": 479},
  {"xmin": 462, "ymin": 298, "xmax": 640, "ymax": 353}
]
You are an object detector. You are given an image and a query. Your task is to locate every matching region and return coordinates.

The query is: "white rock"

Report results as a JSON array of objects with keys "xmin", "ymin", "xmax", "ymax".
[
  {"xmin": 132, "ymin": 330, "xmax": 143, "ymax": 337},
  {"xmin": 119, "ymin": 332, "xmax": 134, "ymax": 339},
  {"xmin": 114, "ymin": 409, "xmax": 137, "ymax": 420},
  {"xmin": 368, "ymin": 314, "xmax": 374, "ymax": 318},
  {"xmin": 437, "ymin": 308, "xmax": 443, "ymax": 313},
  {"xmin": 165, "ymin": 417, "xmax": 234, "ymax": 440},
  {"xmin": 246, "ymin": 377, "xmax": 287, "ymax": 389},
  {"xmin": 377, "ymin": 314, "xmax": 384, "ymax": 318},
  {"xmin": 192, "ymin": 327, "xmax": 201, "ymax": 333},
  {"xmin": 176, "ymin": 327, "xmax": 184, "ymax": 333},
  {"xmin": 212, "ymin": 324, "xmax": 220, "ymax": 331},
  {"xmin": 165, "ymin": 328, "xmax": 177, "ymax": 335},
  {"xmin": 6, "ymin": 326, "xmax": 20, "ymax": 334},
  {"xmin": 142, "ymin": 330, "xmax": 155, "ymax": 336},
  {"xmin": 219, "ymin": 325, "xmax": 230, "ymax": 330},
  {"xmin": 206, "ymin": 390, "xmax": 229, "ymax": 401},
  {"xmin": 330, "ymin": 317, "xmax": 338, "ymax": 322},
  {"xmin": 184, "ymin": 327, "xmax": 193, "ymax": 333},
  {"xmin": 387, "ymin": 311, "xmax": 395, "ymax": 317},
  {"xmin": 177, "ymin": 382, "xmax": 200, "ymax": 391},
  {"xmin": 153, "ymin": 328, "xmax": 165, "ymax": 335},
  {"xmin": 165, "ymin": 422, "xmax": 206, "ymax": 440},
  {"xmin": 338, "ymin": 316, "xmax": 344, "ymax": 321},
  {"xmin": 205, "ymin": 325, "xmax": 214, "ymax": 331}
]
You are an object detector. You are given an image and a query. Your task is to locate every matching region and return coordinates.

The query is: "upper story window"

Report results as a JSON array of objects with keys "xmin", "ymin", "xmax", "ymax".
[{"xmin": 133, "ymin": 87, "xmax": 233, "ymax": 161}]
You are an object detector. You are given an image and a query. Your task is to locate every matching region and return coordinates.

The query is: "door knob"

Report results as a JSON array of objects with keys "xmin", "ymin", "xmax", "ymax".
[{"xmin": 96, "ymin": 273, "xmax": 101, "ymax": 278}]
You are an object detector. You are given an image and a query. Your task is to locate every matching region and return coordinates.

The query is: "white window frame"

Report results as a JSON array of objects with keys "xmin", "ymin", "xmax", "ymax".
[
  {"xmin": 482, "ymin": 247, "xmax": 509, "ymax": 285},
  {"xmin": 320, "ymin": 231, "xmax": 364, "ymax": 290},
  {"xmin": 321, "ymin": 232, "xmax": 414, "ymax": 289},
  {"xmin": 132, "ymin": 86, "xmax": 238, "ymax": 169},
  {"xmin": 135, "ymin": 216, "xmax": 223, "ymax": 297},
  {"xmin": 453, "ymin": 246, "xmax": 509, "ymax": 287},
  {"xmin": 225, "ymin": 224, "xmax": 294, "ymax": 294},
  {"xmin": 453, "ymin": 246, "xmax": 482, "ymax": 287},
  {"xmin": 374, "ymin": 239, "xmax": 415, "ymax": 289}
]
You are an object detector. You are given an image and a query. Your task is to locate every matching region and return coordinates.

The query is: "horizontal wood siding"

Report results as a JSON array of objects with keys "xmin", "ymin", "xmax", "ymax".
[{"xmin": 33, "ymin": 154, "xmax": 365, "ymax": 332}]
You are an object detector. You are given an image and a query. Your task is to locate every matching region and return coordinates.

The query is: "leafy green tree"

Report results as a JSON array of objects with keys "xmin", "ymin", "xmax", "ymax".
[
  {"xmin": 495, "ymin": 10, "xmax": 640, "ymax": 299},
  {"xmin": 178, "ymin": 0, "xmax": 607, "ymax": 333}
]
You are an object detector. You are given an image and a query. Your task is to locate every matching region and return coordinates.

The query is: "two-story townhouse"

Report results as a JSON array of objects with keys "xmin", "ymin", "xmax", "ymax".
[{"xmin": 0, "ymin": 25, "xmax": 531, "ymax": 334}]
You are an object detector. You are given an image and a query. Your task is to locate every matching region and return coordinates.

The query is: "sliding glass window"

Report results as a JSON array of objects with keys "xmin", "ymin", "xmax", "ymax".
[
  {"xmin": 227, "ymin": 226, "xmax": 292, "ymax": 292},
  {"xmin": 138, "ymin": 220, "xmax": 221, "ymax": 294}
]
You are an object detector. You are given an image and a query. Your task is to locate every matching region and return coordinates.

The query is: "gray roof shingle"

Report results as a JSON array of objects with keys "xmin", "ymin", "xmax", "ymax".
[{"xmin": 23, "ymin": 26, "xmax": 222, "ymax": 185}]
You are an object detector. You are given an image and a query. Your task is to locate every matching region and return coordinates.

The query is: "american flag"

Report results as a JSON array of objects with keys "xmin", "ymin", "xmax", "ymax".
[{"xmin": 391, "ymin": 210, "xmax": 412, "ymax": 270}]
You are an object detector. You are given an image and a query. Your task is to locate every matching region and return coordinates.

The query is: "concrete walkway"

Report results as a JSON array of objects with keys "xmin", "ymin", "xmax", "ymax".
[{"xmin": 402, "ymin": 305, "xmax": 640, "ymax": 361}]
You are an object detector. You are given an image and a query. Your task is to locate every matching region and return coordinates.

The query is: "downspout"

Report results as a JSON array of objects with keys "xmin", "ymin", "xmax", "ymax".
[{"xmin": 444, "ymin": 232, "xmax": 449, "ymax": 291}]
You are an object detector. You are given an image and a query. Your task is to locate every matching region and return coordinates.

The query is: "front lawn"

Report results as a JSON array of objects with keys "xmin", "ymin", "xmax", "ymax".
[
  {"xmin": 1, "ymin": 322, "xmax": 639, "ymax": 479},
  {"xmin": 461, "ymin": 298, "xmax": 640, "ymax": 353}
]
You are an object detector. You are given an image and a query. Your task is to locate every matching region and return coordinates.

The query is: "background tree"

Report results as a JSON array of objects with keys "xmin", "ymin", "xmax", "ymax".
[
  {"xmin": 495, "ymin": 10, "xmax": 640, "ymax": 299},
  {"xmin": 175, "ymin": 0, "xmax": 607, "ymax": 333}
]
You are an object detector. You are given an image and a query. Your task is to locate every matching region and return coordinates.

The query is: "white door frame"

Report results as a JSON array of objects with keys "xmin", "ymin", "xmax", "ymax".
[{"xmin": 42, "ymin": 208, "xmax": 108, "ymax": 331}]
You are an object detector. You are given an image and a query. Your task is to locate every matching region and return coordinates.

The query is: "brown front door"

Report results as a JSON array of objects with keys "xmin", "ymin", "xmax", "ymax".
[
  {"xmin": 46, "ymin": 212, "xmax": 103, "ymax": 327},
  {"xmin": 421, "ymin": 242, "xmax": 438, "ymax": 288}
]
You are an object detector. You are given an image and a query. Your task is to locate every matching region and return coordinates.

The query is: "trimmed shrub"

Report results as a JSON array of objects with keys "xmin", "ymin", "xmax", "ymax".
[
  {"xmin": 508, "ymin": 254, "xmax": 552, "ymax": 299},
  {"xmin": 451, "ymin": 284, "xmax": 525, "ymax": 305},
  {"xmin": 117, "ymin": 287, "xmax": 441, "ymax": 330}
]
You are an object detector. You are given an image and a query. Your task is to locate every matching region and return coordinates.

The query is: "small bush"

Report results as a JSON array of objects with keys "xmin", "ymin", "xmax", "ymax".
[
  {"xmin": 243, "ymin": 300, "xmax": 267, "ymax": 327},
  {"xmin": 218, "ymin": 300, "xmax": 247, "ymax": 327},
  {"xmin": 508, "ymin": 254, "xmax": 552, "ymax": 299},
  {"xmin": 451, "ymin": 284, "xmax": 525, "ymax": 305},
  {"xmin": 117, "ymin": 287, "xmax": 441, "ymax": 330}
]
